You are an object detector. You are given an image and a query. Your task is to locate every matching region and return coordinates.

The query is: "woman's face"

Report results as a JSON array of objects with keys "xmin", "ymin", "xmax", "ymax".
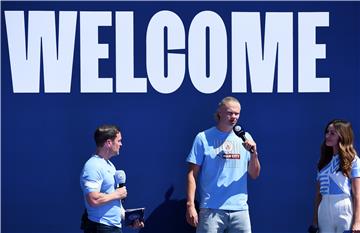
[{"xmin": 325, "ymin": 124, "xmax": 340, "ymax": 148}]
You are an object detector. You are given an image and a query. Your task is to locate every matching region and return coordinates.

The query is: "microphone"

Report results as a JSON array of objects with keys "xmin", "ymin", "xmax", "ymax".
[
  {"xmin": 115, "ymin": 170, "xmax": 126, "ymax": 203},
  {"xmin": 233, "ymin": 125, "xmax": 255, "ymax": 153},
  {"xmin": 115, "ymin": 170, "xmax": 126, "ymax": 188}
]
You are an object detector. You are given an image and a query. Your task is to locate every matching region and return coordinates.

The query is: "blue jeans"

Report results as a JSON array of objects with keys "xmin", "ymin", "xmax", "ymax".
[{"xmin": 196, "ymin": 208, "xmax": 251, "ymax": 233}]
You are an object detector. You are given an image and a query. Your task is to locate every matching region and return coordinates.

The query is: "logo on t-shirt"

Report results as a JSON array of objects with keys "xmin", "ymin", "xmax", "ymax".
[
  {"xmin": 223, "ymin": 141, "xmax": 233, "ymax": 153},
  {"xmin": 222, "ymin": 153, "xmax": 241, "ymax": 159},
  {"xmin": 222, "ymin": 140, "xmax": 240, "ymax": 159}
]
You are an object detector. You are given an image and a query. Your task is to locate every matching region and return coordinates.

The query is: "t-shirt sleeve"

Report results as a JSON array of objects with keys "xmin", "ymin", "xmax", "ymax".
[
  {"xmin": 80, "ymin": 164, "xmax": 103, "ymax": 194},
  {"xmin": 351, "ymin": 155, "xmax": 360, "ymax": 178},
  {"xmin": 186, "ymin": 133, "xmax": 205, "ymax": 165}
]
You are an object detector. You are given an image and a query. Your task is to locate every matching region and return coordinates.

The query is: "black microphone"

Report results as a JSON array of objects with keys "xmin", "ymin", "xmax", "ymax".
[
  {"xmin": 233, "ymin": 125, "xmax": 255, "ymax": 153},
  {"xmin": 115, "ymin": 170, "xmax": 126, "ymax": 188}
]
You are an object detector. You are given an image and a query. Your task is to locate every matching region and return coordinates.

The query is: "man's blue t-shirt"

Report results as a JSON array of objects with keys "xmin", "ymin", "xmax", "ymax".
[
  {"xmin": 80, "ymin": 155, "xmax": 122, "ymax": 227},
  {"xmin": 187, "ymin": 127, "xmax": 252, "ymax": 211}
]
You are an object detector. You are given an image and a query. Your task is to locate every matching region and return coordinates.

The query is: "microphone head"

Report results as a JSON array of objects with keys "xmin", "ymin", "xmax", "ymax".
[
  {"xmin": 233, "ymin": 125, "xmax": 244, "ymax": 135},
  {"xmin": 233, "ymin": 125, "xmax": 247, "ymax": 142},
  {"xmin": 233, "ymin": 125, "xmax": 242, "ymax": 133},
  {"xmin": 115, "ymin": 170, "xmax": 126, "ymax": 184}
]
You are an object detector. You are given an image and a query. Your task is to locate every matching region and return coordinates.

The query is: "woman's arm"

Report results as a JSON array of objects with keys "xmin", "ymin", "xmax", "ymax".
[
  {"xmin": 352, "ymin": 178, "xmax": 360, "ymax": 230},
  {"xmin": 312, "ymin": 181, "xmax": 322, "ymax": 227}
]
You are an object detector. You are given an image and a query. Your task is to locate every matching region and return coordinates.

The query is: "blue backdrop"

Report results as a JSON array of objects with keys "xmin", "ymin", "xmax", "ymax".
[{"xmin": 1, "ymin": 1, "xmax": 360, "ymax": 233}]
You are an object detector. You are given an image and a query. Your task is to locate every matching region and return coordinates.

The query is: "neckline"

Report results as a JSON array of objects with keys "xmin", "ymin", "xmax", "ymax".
[
  {"xmin": 94, "ymin": 154, "xmax": 107, "ymax": 160},
  {"xmin": 94, "ymin": 154, "xmax": 113, "ymax": 166},
  {"xmin": 214, "ymin": 126, "xmax": 233, "ymax": 135}
]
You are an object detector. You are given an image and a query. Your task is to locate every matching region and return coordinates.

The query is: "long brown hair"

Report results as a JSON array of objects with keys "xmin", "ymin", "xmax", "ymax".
[{"xmin": 317, "ymin": 119, "xmax": 357, "ymax": 177}]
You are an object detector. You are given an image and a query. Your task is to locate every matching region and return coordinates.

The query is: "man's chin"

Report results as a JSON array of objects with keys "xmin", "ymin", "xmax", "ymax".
[{"xmin": 112, "ymin": 151, "xmax": 120, "ymax": 157}]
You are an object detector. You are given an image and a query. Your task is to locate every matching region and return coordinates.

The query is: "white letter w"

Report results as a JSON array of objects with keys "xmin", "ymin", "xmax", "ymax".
[{"xmin": 5, "ymin": 11, "xmax": 77, "ymax": 93}]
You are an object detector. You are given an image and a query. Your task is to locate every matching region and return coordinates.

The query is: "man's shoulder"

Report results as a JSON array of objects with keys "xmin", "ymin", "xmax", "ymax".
[
  {"xmin": 83, "ymin": 156, "xmax": 103, "ymax": 169},
  {"xmin": 200, "ymin": 126, "xmax": 217, "ymax": 135},
  {"xmin": 194, "ymin": 127, "xmax": 215, "ymax": 140}
]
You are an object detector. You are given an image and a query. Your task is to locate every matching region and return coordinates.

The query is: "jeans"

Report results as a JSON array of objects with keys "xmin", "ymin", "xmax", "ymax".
[
  {"xmin": 197, "ymin": 208, "xmax": 251, "ymax": 233},
  {"xmin": 81, "ymin": 209, "xmax": 122, "ymax": 233},
  {"xmin": 83, "ymin": 219, "xmax": 122, "ymax": 233}
]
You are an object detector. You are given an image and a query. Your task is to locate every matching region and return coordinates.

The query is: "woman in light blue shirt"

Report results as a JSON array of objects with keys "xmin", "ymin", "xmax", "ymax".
[{"xmin": 310, "ymin": 119, "xmax": 360, "ymax": 233}]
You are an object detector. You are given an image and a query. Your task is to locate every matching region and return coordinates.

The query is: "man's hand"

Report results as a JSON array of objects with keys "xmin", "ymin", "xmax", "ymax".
[
  {"xmin": 115, "ymin": 186, "xmax": 127, "ymax": 200},
  {"xmin": 186, "ymin": 205, "xmax": 198, "ymax": 227},
  {"xmin": 131, "ymin": 219, "xmax": 145, "ymax": 229},
  {"xmin": 242, "ymin": 139, "xmax": 257, "ymax": 153}
]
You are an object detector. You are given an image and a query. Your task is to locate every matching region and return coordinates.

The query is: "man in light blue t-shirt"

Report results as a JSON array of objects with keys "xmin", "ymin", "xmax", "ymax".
[
  {"xmin": 186, "ymin": 97, "xmax": 261, "ymax": 233},
  {"xmin": 80, "ymin": 125, "xmax": 144, "ymax": 233}
]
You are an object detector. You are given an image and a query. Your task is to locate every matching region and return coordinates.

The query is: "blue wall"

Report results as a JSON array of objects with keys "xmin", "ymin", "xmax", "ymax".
[{"xmin": 2, "ymin": 1, "xmax": 360, "ymax": 233}]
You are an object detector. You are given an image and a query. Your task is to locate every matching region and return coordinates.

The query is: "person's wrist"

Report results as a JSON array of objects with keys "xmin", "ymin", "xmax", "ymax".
[
  {"xmin": 186, "ymin": 201, "xmax": 195, "ymax": 208},
  {"xmin": 251, "ymin": 151, "xmax": 258, "ymax": 157}
]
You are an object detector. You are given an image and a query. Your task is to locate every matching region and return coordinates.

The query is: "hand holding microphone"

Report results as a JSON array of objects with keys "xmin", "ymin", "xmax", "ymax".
[
  {"xmin": 233, "ymin": 125, "xmax": 256, "ymax": 154},
  {"xmin": 114, "ymin": 170, "xmax": 127, "ymax": 201}
]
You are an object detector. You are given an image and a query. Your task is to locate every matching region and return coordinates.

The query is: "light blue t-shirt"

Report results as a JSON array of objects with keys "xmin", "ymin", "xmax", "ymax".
[
  {"xmin": 317, "ymin": 154, "xmax": 360, "ymax": 196},
  {"xmin": 80, "ymin": 155, "xmax": 122, "ymax": 228},
  {"xmin": 186, "ymin": 127, "xmax": 252, "ymax": 211}
]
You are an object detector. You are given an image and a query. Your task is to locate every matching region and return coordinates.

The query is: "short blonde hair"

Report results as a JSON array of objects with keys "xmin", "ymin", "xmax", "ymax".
[{"xmin": 214, "ymin": 96, "xmax": 241, "ymax": 121}]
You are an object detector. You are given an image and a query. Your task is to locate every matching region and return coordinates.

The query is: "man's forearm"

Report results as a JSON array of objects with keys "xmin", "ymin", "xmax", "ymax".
[
  {"xmin": 187, "ymin": 174, "xmax": 197, "ymax": 207},
  {"xmin": 248, "ymin": 152, "xmax": 260, "ymax": 179},
  {"xmin": 87, "ymin": 191, "xmax": 119, "ymax": 207}
]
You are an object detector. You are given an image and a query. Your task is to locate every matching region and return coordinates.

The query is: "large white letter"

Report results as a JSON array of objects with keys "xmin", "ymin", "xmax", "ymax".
[
  {"xmin": 232, "ymin": 12, "xmax": 293, "ymax": 93},
  {"xmin": 116, "ymin": 12, "xmax": 147, "ymax": 93},
  {"xmin": 146, "ymin": 11, "xmax": 185, "ymax": 94},
  {"xmin": 298, "ymin": 12, "xmax": 329, "ymax": 92},
  {"xmin": 80, "ymin": 11, "xmax": 112, "ymax": 93},
  {"xmin": 5, "ymin": 11, "xmax": 77, "ymax": 93},
  {"xmin": 188, "ymin": 11, "xmax": 227, "ymax": 94}
]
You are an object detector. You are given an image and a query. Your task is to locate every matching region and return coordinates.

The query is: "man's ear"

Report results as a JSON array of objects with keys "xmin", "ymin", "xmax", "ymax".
[{"xmin": 106, "ymin": 139, "xmax": 112, "ymax": 147}]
